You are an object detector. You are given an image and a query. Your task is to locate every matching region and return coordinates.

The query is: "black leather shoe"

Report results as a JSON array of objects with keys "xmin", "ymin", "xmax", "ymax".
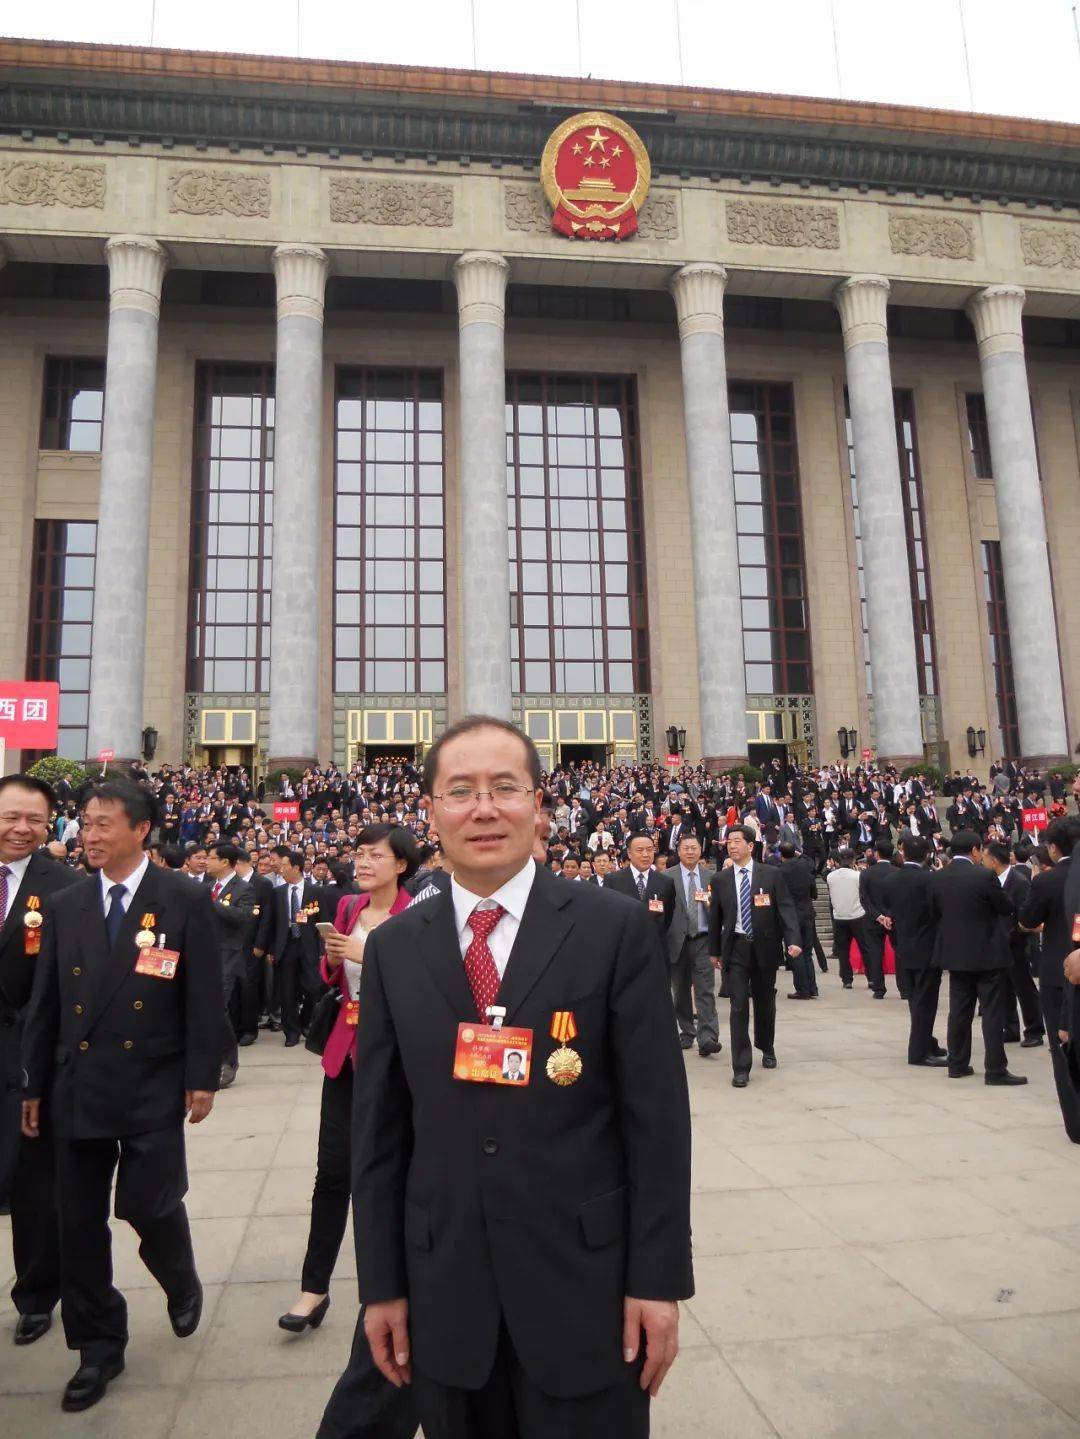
[
  {"xmin": 872, "ymin": 991, "xmax": 886, "ymax": 1000},
  {"xmin": 817, "ymin": 960, "xmax": 828, "ymax": 973},
  {"xmin": 1021, "ymin": 1035, "xmax": 1045, "ymax": 1048},
  {"xmin": 238, "ymin": 1033, "xmax": 257, "ymax": 1047},
  {"xmin": 284, "ymin": 1036, "xmax": 301, "ymax": 1047},
  {"xmin": 62, "ymin": 1358, "xmax": 124, "ymax": 1412},
  {"xmin": 1003, "ymin": 1032, "xmax": 1021, "ymax": 1044},
  {"xmin": 278, "ymin": 1296, "xmax": 330, "ymax": 1333},
  {"xmin": 168, "ymin": 1281, "xmax": 203, "ymax": 1339},
  {"xmin": 732, "ymin": 1073, "xmax": 749, "ymax": 1088},
  {"xmin": 762, "ymin": 1052, "xmax": 778, "ymax": 1070},
  {"xmin": 787, "ymin": 993, "xmax": 813, "ymax": 1000},
  {"xmin": 986, "ymin": 1071, "xmax": 1029, "ymax": 1086},
  {"xmin": 948, "ymin": 1065, "xmax": 975, "ymax": 1078},
  {"xmin": 698, "ymin": 1040, "xmax": 722, "ymax": 1057},
  {"xmin": 929, "ymin": 1042, "xmax": 947, "ymax": 1057},
  {"xmin": 842, "ymin": 982, "xmax": 853, "ymax": 990},
  {"xmin": 679, "ymin": 1035, "xmax": 694, "ymax": 1050},
  {"xmin": 909, "ymin": 1056, "xmax": 948, "ymax": 1067},
  {"xmin": 14, "ymin": 1312, "xmax": 51, "ymax": 1345}
]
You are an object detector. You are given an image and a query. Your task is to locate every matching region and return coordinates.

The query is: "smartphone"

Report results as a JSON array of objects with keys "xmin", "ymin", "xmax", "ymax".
[{"xmin": 315, "ymin": 922, "xmax": 336, "ymax": 939}]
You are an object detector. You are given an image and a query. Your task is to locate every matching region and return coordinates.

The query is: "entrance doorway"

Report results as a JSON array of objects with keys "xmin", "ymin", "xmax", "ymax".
[
  {"xmin": 361, "ymin": 744, "xmax": 418, "ymax": 766},
  {"xmin": 559, "ymin": 742, "xmax": 608, "ymax": 767},
  {"xmin": 748, "ymin": 742, "xmax": 788, "ymax": 782},
  {"xmin": 201, "ymin": 744, "xmax": 256, "ymax": 775}
]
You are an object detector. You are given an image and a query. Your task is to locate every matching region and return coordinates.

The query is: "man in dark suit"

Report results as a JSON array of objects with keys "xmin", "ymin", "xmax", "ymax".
[
  {"xmin": 205, "ymin": 842, "xmax": 256, "ymax": 1087},
  {"xmin": 353, "ymin": 717, "xmax": 692, "ymax": 1438},
  {"xmin": 666, "ymin": 832, "xmax": 719, "ymax": 1056},
  {"xmin": 606, "ymin": 833, "xmax": 676, "ymax": 948},
  {"xmin": 0, "ymin": 775, "xmax": 79, "ymax": 1346},
  {"xmin": 928, "ymin": 830, "xmax": 1024, "ymax": 1085},
  {"xmin": 893, "ymin": 834, "xmax": 945, "ymax": 1065},
  {"xmin": 21, "ymin": 779, "xmax": 223, "ymax": 1412},
  {"xmin": 232, "ymin": 848, "xmax": 275, "ymax": 1046},
  {"xmin": 776, "ymin": 843, "xmax": 818, "ymax": 1000},
  {"xmin": 858, "ymin": 839, "xmax": 897, "ymax": 999},
  {"xmin": 270, "ymin": 851, "xmax": 323, "ymax": 1046},
  {"xmin": 1019, "ymin": 817, "xmax": 1080, "ymax": 1140},
  {"xmin": 708, "ymin": 825, "xmax": 801, "ymax": 1087},
  {"xmin": 982, "ymin": 841, "xmax": 1043, "ymax": 1048}
]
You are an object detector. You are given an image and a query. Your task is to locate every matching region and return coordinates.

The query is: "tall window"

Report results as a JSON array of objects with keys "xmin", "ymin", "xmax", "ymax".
[
  {"xmin": 334, "ymin": 369, "xmax": 446, "ymax": 694},
  {"xmin": 187, "ymin": 364, "xmax": 274, "ymax": 693},
  {"xmin": 730, "ymin": 381, "xmax": 811, "ymax": 694},
  {"xmin": 846, "ymin": 389, "xmax": 938, "ymax": 696},
  {"xmin": 982, "ymin": 541, "xmax": 1019, "ymax": 758},
  {"xmin": 26, "ymin": 520, "xmax": 97, "ymax": 759},
  {"xmin": 966, "ymin": 393, "xmax": 993, "ymax": 479},
  {"xmin": 40, "ymin": 357, "xmax": 105, "ymax": 451},
  {"xmin": 506, "ymin": 374, "xmax": 648, "ymax": 695}
]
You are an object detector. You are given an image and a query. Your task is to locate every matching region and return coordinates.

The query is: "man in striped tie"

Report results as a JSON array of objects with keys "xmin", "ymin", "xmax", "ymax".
[{"xmin": 707, "ymin": 824, "xmax": 802, "ymax": 1087}]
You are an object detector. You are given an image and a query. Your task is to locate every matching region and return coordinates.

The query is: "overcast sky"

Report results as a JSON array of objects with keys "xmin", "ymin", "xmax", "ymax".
[{"xmin": 8, "ymin": 0, "xmax": 1080, "ymax": 123}]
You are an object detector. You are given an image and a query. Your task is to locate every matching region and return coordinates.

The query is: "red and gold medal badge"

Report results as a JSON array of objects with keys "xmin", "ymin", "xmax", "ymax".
[
  {"xmin": 23, "ymin": 895, "xmax": 42, "ymax": 956},
  {"xmin": 541, "ymin": 111, "xmax": 650, "ymax": 241},
  {"xmin": 546, "ymin": 1010, "xmax": 583, "ymax": 1086}
]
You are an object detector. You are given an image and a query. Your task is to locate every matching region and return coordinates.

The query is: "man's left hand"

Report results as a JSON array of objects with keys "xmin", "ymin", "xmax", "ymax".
[
  {"xmin": 1064, "ymin": 948, "xmax": 1080, "ymax": 985},
  {"xmin": 185, "ymin": 1090, "xmax": 215, "ymax": 1123},
  {"xmin": 786, "ymin": 945, "xmax": 802, "ymax": 958},
  {"xmin": 623, "ymin": 1296, "xmax": 679, "ymax": 1396}
]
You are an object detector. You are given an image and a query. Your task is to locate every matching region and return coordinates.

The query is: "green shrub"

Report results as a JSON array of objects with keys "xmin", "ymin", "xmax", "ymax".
[
  {"xmin": 25, "ymin": 756, "xmax": 93, "ymax": 789},
  {"xmin": 900, "ymin": 763, "xmax": 944, "ymax": 788},
  {"xmin": 716, "ymin": 763, "xmax": 764, "ymax": 786},
  {"xmin": 1046, "ymin": 763, "xmax": 1078, "ymax": 781}
]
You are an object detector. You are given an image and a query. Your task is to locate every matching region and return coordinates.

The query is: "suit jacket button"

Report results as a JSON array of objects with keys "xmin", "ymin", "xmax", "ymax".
[
  {"xmin": 123, "ymin": 1040, "xmax": 133, "ymax": 1050},
  {"xmin": 72, "ymin": 967, "xmax": 81, "ymax": 976},
  {"xmin": 78, "ymin": 1040, "xmax": 89, "ymax": 1051},
  {"xmin": 74, "ymin": 1004, "xmax": 83, "ymax": 1014},
  {"xmin": 482, "ymin": 1137, "xmax": 498, "ymax": 1156},
  {"xmin": 133, "ymin": 1000, "xmax": 143, "ymax": 1010}
]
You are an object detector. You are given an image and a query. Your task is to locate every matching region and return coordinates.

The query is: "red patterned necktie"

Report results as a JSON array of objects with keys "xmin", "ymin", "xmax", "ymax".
[
  {"xmin": 211, "ymin": 880, "xmax": 223, "ymax": 902},
  {"xmin": 464, "ymin": 904, "xmax": 505, "ymax": 1020}
]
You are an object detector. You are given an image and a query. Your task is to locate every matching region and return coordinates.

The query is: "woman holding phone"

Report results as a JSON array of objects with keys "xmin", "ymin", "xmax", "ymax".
[{"xmin": 278, "ymin": 823, "xmax": 419, "ymax": 1331}]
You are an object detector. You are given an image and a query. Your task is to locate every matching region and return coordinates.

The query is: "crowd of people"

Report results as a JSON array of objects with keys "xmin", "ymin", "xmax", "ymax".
[{"xmin": 3, "ymin": 730, "xmax": 1080, "ymax": 1435}]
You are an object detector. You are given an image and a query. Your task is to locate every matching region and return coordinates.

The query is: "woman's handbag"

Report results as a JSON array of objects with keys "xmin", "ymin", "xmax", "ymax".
[{"xmin": 305, "ymin": 986, "xmax": 342, "ymax": 1056}]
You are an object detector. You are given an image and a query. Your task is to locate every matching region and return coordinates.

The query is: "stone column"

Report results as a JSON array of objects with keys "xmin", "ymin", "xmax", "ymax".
[
  {"xmin": 453, "ymin": 251, "xmax": 512, "ymax": 718},
  {"xmin": 834, "ymin": 275, "xmax": 923, "ymax": 767},
  {"xmin": 669, "ymin": 263, "xmax": 747, "ymax": 771},
  {"xmin": 268, "ymin": 244, "xmax": 328, "ymax": 770},
  {"xmin": 86, "ymin": 235, "xmax": 168, "ymax": 763},
  {"xmin": 967, "ymin": 285, "xmax": 1068, "ymax": 764}
]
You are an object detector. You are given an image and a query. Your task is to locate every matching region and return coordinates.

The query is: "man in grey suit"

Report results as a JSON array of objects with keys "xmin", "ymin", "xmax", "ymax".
[{"xmin": 667, "ymin": 833, "xmax": 721, "ymax": 1057}]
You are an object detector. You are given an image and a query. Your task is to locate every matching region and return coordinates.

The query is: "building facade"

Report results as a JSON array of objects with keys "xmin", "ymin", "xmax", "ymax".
[{"xmin": 2, "ymin": 38, "xmax": 1080, "ymax": 776}]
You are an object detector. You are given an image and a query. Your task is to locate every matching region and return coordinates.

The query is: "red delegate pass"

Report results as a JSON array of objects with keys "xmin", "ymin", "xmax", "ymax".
[{"xmin": 453, "ymin": 1024, "xmax": 533, "ymax": 1085}]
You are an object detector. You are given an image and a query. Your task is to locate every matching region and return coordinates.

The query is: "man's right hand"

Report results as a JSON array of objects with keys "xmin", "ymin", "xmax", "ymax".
[
  {"xmin": 21, "ymin": 1099, "xmax": 40, "ymax": 1139},
  {"xmin": 365, "ymin": 1298, "xmax": 411, "ymax": 1387}
]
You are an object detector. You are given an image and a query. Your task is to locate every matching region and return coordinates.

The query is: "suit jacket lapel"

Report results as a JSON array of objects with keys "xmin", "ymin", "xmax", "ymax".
[
  {"xmin": 82, "ymin": 864, "xmax": 164, "ymax": 1035},
  {"xmin": 498, "ymin": 868, "xmax": 573, "ymax": 1022},
  {"xmin": 416, "ymin": 890, "xmax": 477, "ymax": 1021},
  {"xmin": 0, "ymin": 852, "xmax": 46, "ymax": 951}
]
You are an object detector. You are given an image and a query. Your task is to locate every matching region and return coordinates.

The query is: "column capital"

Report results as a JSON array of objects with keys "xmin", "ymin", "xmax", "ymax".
[
  {"xmin": 670, "ymin": 262, "xmax": 727, "ymax": 339},
  {"xmin": 967, "ymin": 284, "xmax": 1026, "ymax": 359},
  {"xmin": 104, "ymin": 235, "xmax": 168, "ymax": 318},
  {"xmin": 833, "ymin": 274, "xmax": 890, "ymax": 348},
  {"xmin": 453, "ymin": 251, "xmax": 509, "ymax": 328},
  {"xmin": 272, "ymin": 243, "xmax": 329, "ymax": 322}
]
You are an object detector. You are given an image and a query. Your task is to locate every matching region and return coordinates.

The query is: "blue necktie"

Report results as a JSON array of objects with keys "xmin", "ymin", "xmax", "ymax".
[
  {"xmin": 105, "ymin": 883, "xmax": 126, "ymax": 949},
  {"xmin": 739, "ymin": 870, "xmax": 753, "ymax": 938}
]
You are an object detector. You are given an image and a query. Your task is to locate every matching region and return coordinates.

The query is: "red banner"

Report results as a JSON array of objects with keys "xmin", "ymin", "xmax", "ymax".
[
  {"xmin": 665, "ymin": 754, "xmax": 680, "ymax": 768},
  {"xmin": 0, "ymin": 681, "xmax": 60, "ymax": 748},
  {"xmin": 273, "ymin": 801, "xmax": 300, "ymax": 823},
  {"xmin": 1022, "ymin": 807, "xmax": 1048, "ymax": 832}
]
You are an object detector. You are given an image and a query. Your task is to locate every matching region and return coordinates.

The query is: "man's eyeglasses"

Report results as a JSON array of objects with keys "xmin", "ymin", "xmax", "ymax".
[{"xmin": 434, "ymin": 784, "xmax": 535, "ymax": 811}]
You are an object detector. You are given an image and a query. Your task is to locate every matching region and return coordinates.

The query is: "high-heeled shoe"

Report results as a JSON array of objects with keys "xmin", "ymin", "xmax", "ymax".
[{"xmin": 277, "ymin": 1295, "xmax": 329, "ymax": 1333}]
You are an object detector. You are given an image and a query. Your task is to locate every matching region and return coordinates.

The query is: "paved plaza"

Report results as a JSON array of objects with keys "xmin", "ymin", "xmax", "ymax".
[{"xmin": 3, "ymin": 984, "xmax": 1080, "ymax": 1437}]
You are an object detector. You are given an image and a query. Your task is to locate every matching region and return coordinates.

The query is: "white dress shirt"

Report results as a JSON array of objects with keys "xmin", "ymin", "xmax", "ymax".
[
  {"xmin": 98, "ymin": 853, "xmax": 150, "ymax": 914},
  {"xmin": 732, "ymin": 860, "xmax": 753, "ymax": 934},
  {"xmin": 452, "ymin": 858, "xmax": 536, "ymax": 981},
  {"xmin": 1, "ymin": 853, "xmax": 32, "ymax": 922}
]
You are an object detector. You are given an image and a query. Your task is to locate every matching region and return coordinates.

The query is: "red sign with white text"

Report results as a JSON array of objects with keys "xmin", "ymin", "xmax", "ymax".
[
  {"xmin": 861, "ymin": 748, "xmax": 872, "ymax": 761},
  {"xmin": 1022, "ymin": 807, "xmax": 1048, "ymax": 833},
  {"xmin": 0, "ymin": 681, "xmax": 59, "ymax": 748},
  {"xmin": 665, "ymin": 755, "xmax": 680, "ymax": 768},
  {"xmin": 274, "ymin": 801, "xmax": 300, "ymax": 823},
  {"xmin": 97, "ymin": 748, "xmax": 115, "ymax": 763}
]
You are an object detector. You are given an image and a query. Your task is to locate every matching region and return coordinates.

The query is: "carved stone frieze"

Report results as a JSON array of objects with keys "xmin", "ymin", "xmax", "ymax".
[
  {"xmin": 637, "ymin": 192, "xmax": 679, "ymax": 241},
  {"xmin": 726, "ymin": 199, "xmax": 839, "ymax": 249},
  {"xmin": 328, "ymin": 176, "xmax": 453, "ymax": 227},
  {"xmin": 1020, "ymin": 222, "xmax": 1080, "ymax": 269},
  {"xmin": 0, "ymin": 159, "xmax": 105, "ymax": 208},
  {"xmin": 503, "ymin": 183, "xmax": 549, "ymax": 234},
  {"xmin": 167, "ymin": 168, "xmax": 270, "ymax": 218},
  {"xmin": 888, "ymin": 210, "xmax": 973, "ymax": 260}
]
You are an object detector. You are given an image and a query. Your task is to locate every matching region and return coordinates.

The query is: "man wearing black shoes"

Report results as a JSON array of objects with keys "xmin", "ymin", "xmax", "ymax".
[
  {"xmin": 892, "ymin": 834, "xmax": 946, "ymax": 1066},
  {"xmin": 21, "ymin": 779, "xmax": 223, "ymax": 1412},
  {"xmin": 928, "ymin": 830, "xmax": 1025, "ymax": 1087}
]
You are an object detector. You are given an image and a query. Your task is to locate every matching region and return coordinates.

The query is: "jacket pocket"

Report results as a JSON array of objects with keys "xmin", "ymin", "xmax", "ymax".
[
  {"xmin": 579, "ymin": 1185, "xmax": 626, "ymax": 1250},
  {"xmin": 405, "ymin": 1200, "xmax": 432, "ymax": 1252}
]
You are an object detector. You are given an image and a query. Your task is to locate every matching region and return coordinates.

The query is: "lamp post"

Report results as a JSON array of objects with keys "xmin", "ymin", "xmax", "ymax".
[
  {"xmin": 966, "ymin": 725, "xmax": 987, "ymax": 759},
  {"xmin": 141, "ymin": 725, "xmax": 159, "ymax": 762},
  {"xmin": 837, "ymin": 726, "xmax": 858, "ymax": 760}
]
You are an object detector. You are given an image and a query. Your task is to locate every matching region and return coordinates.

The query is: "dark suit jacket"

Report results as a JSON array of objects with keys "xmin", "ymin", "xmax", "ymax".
[
  {"xmin": 244, "ymin": 872, "xmax": 276, "ymax": 953},
  {"xmin": 1000, "ymin": 865, "xmax": 1032, "ymax": 966},
  {"xmin": 707, "ymin": 862, "xmax": 800, "ymax": 969},
  {"xmin": 928, "ymin": 858, "xmax": 1012, "ymax": 972},
  {"xmin": 271, "ymin": 879, "xmax": 322, "ymax": 966},
  {"xmin": 778, "ymin": 856, "xmax": 816, "ymax": 922},
  {"xmin": 22, "ymin": 863, "xmax": 224, "ymax": 1139},
  {"xmin": 889, "ymin": 863, "xmax": 937, "ymax": 970},
  {"xmin": 605, "ymin": 865, "xmax": 675, "ymax": 937},
  {"xmin": 1019, "ymin": 859, "xmax": 1072, "ymax": 988},
  {"xmin": 0, "ymin": 850, "xmax": 79, "ymax": 1012},
  {"xmin": 351, "ymin": 863, "xmax": 693, "ymax": 1398},
  {"xmin": 859, "ymin": 861, "xmax": 896, "ymax": 928},
  {"xmin": 208, "ymin": 871, "xmax": 257, "ymax": 983}
]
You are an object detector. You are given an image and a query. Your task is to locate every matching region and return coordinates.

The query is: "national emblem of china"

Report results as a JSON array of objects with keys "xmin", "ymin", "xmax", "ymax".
[{"xmin": 540, "ymin": 110, "xmax": 651, "ymax": 241}]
